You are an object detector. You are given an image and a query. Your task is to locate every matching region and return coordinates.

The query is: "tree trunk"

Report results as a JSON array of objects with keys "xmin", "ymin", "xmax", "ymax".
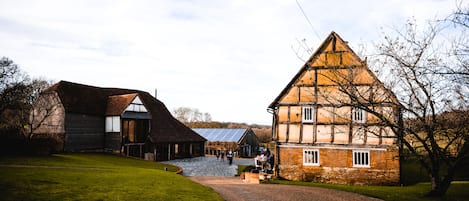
[{"xmin": 427, "ymin": 171, "xmax": 454, "ymax": 197}]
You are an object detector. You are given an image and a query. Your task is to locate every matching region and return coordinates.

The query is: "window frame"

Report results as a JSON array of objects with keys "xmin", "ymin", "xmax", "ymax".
[
  {"xmin": 352, "ymin": 150, "xmax": 370, "ymax": 168},
  {"xmin": 105, "ymin": 116, "xmax": 121, "ymax": 132},
  {"xmin": 352, "ymin": 107, "xmax": 366, "ymax": 123},
  {"xmin": 303, "ymin": 149, "xmax": 320, "ymax": 166},
  {"xmin": 302, "ymin": 106, "xmax": 315, "ymax": 123}
]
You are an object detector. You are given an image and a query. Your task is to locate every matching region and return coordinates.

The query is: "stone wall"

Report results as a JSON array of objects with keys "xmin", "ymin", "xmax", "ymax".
[{"xmin": 278, "ymin": 145, "xmax": 400, "ymax": 185}]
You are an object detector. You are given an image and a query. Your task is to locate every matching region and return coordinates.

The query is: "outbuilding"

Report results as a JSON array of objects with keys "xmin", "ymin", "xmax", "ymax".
[
  {"xmin": 193, "ymin": 128, "xmax": 259, "ymax": 158},
  {"xmin": 31, "ymin": 81, "xmax": 206, "ymax": 161}
]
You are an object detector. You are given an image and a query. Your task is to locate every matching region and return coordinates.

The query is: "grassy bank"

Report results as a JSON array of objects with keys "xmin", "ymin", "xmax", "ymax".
[
  {"xmin": 0, "ymin": 153, "xmax": 222, "ymax": 201},
  {"xmin": 264, "ymin": 180, "xmax": 469, "ymax": 201}
]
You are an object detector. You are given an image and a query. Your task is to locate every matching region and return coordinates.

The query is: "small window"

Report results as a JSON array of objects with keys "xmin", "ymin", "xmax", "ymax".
[
  {"xmin": 352, "ymin": 107, "xmax": 366, "ymax": 123},
  {"xmin": 302, "ymin": 106, "xmax": 314, "ymax": 123},
  {"xmin": 303, "ymin": 149, "xmax": 320, "ymax": 166},
  {"xmin": 353, "ymin": 150, "xmax": 370, "ymax": 167},
  {"xmin": 105, "ymin": 116, "xmax": 121, "ymax": 132}
]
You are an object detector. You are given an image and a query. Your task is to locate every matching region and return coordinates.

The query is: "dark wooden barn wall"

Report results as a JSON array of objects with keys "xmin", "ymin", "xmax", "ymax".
[
  {"xmin": 105, "ymin": 132, "xmax": 121, "ymax": 151},
  {"xmin": 239, "ymin": 130, "xmax": 259, "ymax": 157},
  {"xmin": 64, "ymin": 113, "xmax": 104, "ymax": 151},
  {"xmin": 154, "ymin": 142, "xmax": 205, "ymax": 161}
]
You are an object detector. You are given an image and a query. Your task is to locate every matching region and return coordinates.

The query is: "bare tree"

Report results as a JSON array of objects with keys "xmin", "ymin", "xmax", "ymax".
[
  {"xmin": 173, "ymin": 107, "xmax": 192, "ymax": 123},
  {"xmin": 322, "ymin": 18, "xmax": 468, "ymax": 196},
  {"xmin": 0, "ymin": 57, "xmax": 30, "ymax": 137},
  {"xmin": 444, "ymin": 2, "xmax": 469, "ymax": 87},
  {"xmin": 0, "ymin": 57, "xmax": 58, "ymax": 153},
  {"xmin": 24, "ymin": 79, "xmax": 56, "ymax": 142},
  {"xmin": 173, "ymin": 107, "xmax": 212, "ymax": 124},
  {"xmin": 376, "ymin": 19, "xmax": 467, "ymax": 196},
  {"xmin": 300, "ymin": 9, "xmax": 468, "ymax": 195}
]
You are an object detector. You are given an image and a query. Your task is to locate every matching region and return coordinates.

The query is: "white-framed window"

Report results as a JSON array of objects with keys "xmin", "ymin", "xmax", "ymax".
[
  {"xmin": 105, "ymin": 116, "xmax": 121, "ymax": 132},
  {"xmin": 302, "ymin": 106, "xmax": 315, "ymax": 123},
  {"xmin": 303, "ymin": 149, "xmax": 320, "ymax": 166},
  {"xmin": 125, "ymin": 96, "xmax": 148, "ymax": 113},
  {"xmin": 352, "ymin": 150, "xmax": 370, "ymax": 167},
  {"xmin": 352, "ymin": 107, "xmax": 366, "ymax": 123}
]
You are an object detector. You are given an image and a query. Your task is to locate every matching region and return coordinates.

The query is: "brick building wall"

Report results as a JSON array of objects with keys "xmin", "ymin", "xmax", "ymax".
[{"xmin": 277, "ymin": 145, "xmax": 400, "ymax": 185}]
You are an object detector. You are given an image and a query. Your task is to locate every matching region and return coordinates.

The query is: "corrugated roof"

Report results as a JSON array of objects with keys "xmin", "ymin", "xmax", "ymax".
[{"xmin": 192, "ymin": 128, "xmax": 247, "ymax": 143}]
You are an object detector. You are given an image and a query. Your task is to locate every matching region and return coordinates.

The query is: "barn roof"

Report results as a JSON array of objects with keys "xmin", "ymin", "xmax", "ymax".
[
  {"xmin": 105, "ymin": 93, "xmax": 138, "ymax": 116},
  {"xmin": 44, "ymin": 80, "xmax": 206, "ymax": 143},
  {"xmin": 192, "ymin": 128, "xmax": 249, "ymax": 143}
]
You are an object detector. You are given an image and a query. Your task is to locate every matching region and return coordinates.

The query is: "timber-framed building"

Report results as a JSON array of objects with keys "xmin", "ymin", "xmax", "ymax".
[{"xmin": 268, "ymin": 32, "xmax": 400, "ymax": 185}]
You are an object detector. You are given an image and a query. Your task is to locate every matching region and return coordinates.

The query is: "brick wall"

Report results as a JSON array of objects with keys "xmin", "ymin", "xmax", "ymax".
[{"xmin": 278, "ymin": 146, "xmax": 400, "ymax": 185}]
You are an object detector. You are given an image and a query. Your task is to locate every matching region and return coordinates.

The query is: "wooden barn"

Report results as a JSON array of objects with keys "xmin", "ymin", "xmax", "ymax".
[
  {"xmin": 268, "ymin": 32, "xmax": 400, "ymax": 185},
  {"xmin": 192, "ymin": 128, "xmax": 259, "ymax": 158},
  {"xmin": 31, "ymin": 81, "xmax": 206, "ymax": 161}
]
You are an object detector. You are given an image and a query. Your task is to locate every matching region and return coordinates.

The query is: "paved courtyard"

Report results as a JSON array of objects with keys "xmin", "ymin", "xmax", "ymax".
[
  {"xmin": 163, "ymin": 156, "xmax": 382, "ymax": 201},
  {"xmin": 162, "ymin": 156, "xmax": 254, "ymax": 176}
]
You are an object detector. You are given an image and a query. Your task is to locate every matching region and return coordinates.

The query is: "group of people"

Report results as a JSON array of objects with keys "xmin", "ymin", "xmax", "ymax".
[
  {"xmin": 255, "ymin": 148, "xmax": 274, "ymax": 174},
  {"xmin": 215, "ymin": 150, "xmax": 234, "ymax": 165}
]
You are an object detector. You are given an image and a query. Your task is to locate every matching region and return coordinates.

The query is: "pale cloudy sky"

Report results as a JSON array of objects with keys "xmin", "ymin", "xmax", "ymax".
[{"xmin": 0, "ymin": 0, "xmax": 457, "ymax": 125}]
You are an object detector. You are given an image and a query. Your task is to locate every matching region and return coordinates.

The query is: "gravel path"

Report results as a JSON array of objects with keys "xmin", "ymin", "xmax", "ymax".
[
  {"xmin": 164, "ymin": 157, "xmax": 382, "ymax": 201},
  {"xmin": 189, "ymin": 176, "xmax": 383, "ymax": 201},
  {"xmin": 162, "ymin": 156, "xmax": 253, "ymax": 176}
]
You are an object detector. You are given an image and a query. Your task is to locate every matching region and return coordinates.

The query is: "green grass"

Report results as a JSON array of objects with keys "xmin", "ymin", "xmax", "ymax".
[
  {"xmin": 264, "ymin": 180, "xmax": 469, "ymax": 201},
  {"xmin": 0, "ymin": 153, "xmax": 222, "ymax": 201}
]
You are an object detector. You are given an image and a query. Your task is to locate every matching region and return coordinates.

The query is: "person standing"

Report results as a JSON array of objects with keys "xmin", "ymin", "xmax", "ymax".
[
  {"xmin": 227, "ymin": 150, "xmax": 234, "ymax": 165},
  {"xmin": 220, "ymin": 150, "xmax": 225, "ymax": 161},
  {"xmin": 216, "ymin": 150, "xmax": 220, "ymax": 160}
]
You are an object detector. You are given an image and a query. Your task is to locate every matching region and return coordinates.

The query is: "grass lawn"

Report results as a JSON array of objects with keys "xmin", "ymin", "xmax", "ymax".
[
  {"xmin": 264, "ymin": 179, "xmax": 469, "ymax": 201},
  {"xmin": 0, "ymin": 153, "xmax": 222, "ymax": 201}
]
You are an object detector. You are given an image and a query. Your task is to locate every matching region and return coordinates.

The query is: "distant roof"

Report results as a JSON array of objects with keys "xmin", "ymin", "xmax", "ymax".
[{"xmin": 192, "ymin": 128, "xmax": 248, "ymax": 143}]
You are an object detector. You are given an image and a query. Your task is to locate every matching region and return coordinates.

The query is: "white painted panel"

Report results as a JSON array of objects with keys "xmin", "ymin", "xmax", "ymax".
[
  {"xmin": 289, "ymin": 125, "xmax": 300, "ymax": 143},
  {"xmin": 382, "ymin": 127, "xmax": 396, "ymax": 144},
  {"xmin": 126, "ymin": 104, "xmax": 134, "ymax": 112},
  {"xmin": 367, "ymin": 126, "xmax": 380, "ymax": 145},
  {"xmin": 302, "ymin": 125, "xmax": 314, "ymax": 143},
  {"xmin": 105, "ymin": 116, "xmax": 113, "ymax": 132},
  {"xmin": 112, "ymin": 116, "xmax": 120, "ymax": 132},
  {"xmin": 133, "ymin": 96, "xmax": 143, "ymax": 104},
  {"xmin": 333, "ymin": 125, "xmax": 348, "ymax": 144},
  {"xmin": 278, "ymin": 124, "xmax": 288, "ymax": 142},
  {"xmin": 352, "ymin": 126, "xmax": 365, "ymax": 144},
  {"xmin": 316, "ymin": 125, "xmax": 331, "ymax": 143},
  {"xmin": 139, "ymin": 105, "xmax": 148, "ymax": 112}
]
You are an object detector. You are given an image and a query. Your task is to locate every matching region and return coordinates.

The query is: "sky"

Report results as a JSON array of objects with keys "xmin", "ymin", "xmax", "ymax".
[{"xmin": 0, "ymin": 0, "xmax": 458, "ymax": 125}]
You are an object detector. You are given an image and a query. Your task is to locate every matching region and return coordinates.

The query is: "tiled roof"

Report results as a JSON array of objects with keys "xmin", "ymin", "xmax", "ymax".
[
  {"xmin": 45, "ymin": 80, "xmax": 206, "ymax": 143},
  {"xmin": 105, "ymin": 93, "xmax": 137, "ymax": 116}
]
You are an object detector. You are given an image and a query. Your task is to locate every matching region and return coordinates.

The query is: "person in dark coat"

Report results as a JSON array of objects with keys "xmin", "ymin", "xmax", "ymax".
[{"xmin": 227, "ymin": 150, "xmax": 234, "ymax": 165}]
